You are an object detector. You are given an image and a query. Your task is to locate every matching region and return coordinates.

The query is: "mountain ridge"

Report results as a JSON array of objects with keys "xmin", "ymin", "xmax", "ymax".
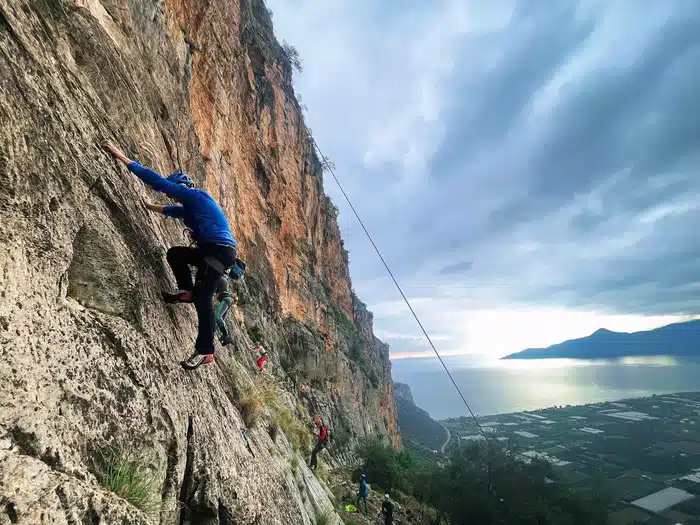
[{"xmin": 502, "ymin": 318, "xmax": 700, "ymax": 360}]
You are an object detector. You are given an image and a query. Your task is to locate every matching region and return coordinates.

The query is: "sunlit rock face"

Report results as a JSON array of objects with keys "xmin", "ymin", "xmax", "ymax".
[{"xmin": 0, "ymin": 0, "xmax": 400, "ymax": 521}]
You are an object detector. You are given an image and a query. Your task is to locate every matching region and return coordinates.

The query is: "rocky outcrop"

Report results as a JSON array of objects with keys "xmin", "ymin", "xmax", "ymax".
[
  {"xmin": 394, "ymin": 383, "xmax": 415, "ymax": 405},
  {"xmin": 0, "ymin": 0, "xmax": 399, "ymax": 522},
  {"xmin": 394, "ymin": 386, "xmax": 446, "ymax": 454}
]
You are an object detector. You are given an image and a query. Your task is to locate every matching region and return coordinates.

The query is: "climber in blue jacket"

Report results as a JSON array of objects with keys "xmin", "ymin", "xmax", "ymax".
[
  {"xmin": 356, "ymin": 473, "xmax": 369, "ymax": 514},
  {"xmin": 103, "ymin": 140, "xmax": 238, "ymax": 370}
]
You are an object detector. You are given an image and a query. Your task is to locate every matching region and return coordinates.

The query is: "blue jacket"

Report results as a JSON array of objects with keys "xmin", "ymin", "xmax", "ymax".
[
  {"xmin": 359, "ymin": 479, "xmax": 368, "ymax": 497},
  {"xmin": 128, "ymin": 162, "xmax": 237, "ymax": 247}
]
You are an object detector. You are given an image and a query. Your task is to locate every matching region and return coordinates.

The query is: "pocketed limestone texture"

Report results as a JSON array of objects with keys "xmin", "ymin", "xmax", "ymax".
[{"xmin": 0, "ymin": 0, "xmax": 400, "ymax": 522}]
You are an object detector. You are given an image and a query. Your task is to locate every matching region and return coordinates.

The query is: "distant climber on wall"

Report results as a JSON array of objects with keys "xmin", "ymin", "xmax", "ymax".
[
  {"xmin": 255, "ymin": 344, "xmax": 268, "ymax": 372},
  {"xmin": 309, "ymin": 416, "xmax": 328, "ymax": 470},
  {"xmin": 215, "ymin": 276, "xmax": 237, "ymax": 346},
  {"xmin": 102, "ymin": 140, "xmax": 238, "ymax": 370}
]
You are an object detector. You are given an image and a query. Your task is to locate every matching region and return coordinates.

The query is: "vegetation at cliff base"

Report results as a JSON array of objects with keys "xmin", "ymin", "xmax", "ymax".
[
  {"xmin": 354, "ymin": 438, "xmax": 610, "ymax": 525},
  {"xmin": 239, "ymin": 380, "xmax": 312, "ymax": 454}
]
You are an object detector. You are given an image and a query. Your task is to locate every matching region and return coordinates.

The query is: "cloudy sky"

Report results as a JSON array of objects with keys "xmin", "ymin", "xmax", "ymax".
[{"xmin": 266, "ymin": 0, "xmax": 700, "ymax": 361}]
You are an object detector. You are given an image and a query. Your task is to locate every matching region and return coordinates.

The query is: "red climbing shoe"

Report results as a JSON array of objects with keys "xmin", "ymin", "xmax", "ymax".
[
  {"xmin": 162, "ymin": 290, "xmax": 194, "ymax": 304},
  {"xmin": 180, "ymin": 352, "xmax": 214, "ymax": 370}
]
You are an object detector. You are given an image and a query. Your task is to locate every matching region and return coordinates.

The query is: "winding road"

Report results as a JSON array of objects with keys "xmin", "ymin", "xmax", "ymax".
[{"xmin": 440, "ymin": 424, "xmax": 451, "ymax": 454}]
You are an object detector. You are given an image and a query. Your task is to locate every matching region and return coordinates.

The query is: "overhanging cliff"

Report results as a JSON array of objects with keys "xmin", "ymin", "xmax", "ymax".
[{"xmin": 0, "ymin": 0, "xmax": 400, "ymax": 521}]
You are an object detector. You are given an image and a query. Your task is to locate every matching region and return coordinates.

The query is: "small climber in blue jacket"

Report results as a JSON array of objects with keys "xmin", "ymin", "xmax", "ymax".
[
  {"xmin": 103, "ymin": 140, "xmax": 238, "ymax": 370},
  {"xmin": 356, "ymin": 473, "xmax": 369, "ymax": 514}
]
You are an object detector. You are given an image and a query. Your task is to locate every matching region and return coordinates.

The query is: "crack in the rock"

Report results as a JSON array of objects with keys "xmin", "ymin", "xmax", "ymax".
[
  {"xmin": 217, "ymin": 500, "xmax": 236, "ymax": 525},
  {"xmin": 55, "ymin": 487, "xmax": 75, "ymax": 525},
  {"xmin": 178, "ymin": 416, "xmax": 194, "ymax": 525},
  {"xmin": 5, "ymin": 502, "xmax": 18, "ymax": 524}
]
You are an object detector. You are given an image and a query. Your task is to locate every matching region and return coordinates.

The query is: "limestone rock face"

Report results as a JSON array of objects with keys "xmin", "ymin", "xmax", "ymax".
[{"xmin": 0, "ymin": 0, "xmax": 400, "ymax": 522}]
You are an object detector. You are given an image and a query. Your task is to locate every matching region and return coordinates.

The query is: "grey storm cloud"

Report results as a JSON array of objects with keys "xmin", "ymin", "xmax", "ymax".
[
  {"xmin": 269, "ymin": 0, "xmax": 700, "ymax": 323},
  {"xmin": 430, "ymin": 2, "xmax": 599, "ymax": 179},
  {"xmin": 439, "ymin": 260, "xmax": 473, "ymax": 276},
  {"xmin": 427, "ymin": 3, "xmax": 700, "ymax": 223},
  {"xmin": 381, "ymin": 2, "xmax": 700, "ymax": 316}
]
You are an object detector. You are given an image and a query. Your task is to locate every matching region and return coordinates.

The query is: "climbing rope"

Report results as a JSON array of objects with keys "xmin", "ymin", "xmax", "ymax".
[{"xmin": 304, "ymin": 131, "xmax": 499, "ymax": 456}]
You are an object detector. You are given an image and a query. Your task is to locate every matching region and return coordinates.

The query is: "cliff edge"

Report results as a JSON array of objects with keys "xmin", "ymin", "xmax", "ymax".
[{"xmin": 0, "ymin": 0, "xmax": 399, "ymax": 522}]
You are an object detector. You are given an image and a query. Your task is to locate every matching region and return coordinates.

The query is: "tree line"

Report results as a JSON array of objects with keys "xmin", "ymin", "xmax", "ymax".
[{"xmin": 354, "ymin": 438, "xmax": 611, "ymax": 525}]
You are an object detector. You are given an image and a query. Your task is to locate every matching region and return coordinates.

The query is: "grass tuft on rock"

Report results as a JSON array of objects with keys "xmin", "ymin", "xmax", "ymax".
[
  {"xmin": 239, "ymin": 391, "xmax": 263, "ymax": 428},
  {"xmin": 97, "ymin": 446, "xmax": 160, "ymax": 515}
]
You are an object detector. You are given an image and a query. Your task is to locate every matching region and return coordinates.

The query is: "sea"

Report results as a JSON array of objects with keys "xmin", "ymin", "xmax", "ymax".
[{"xmin": 390, "ymin": 356, "xmax": 700, "ymax": 420}]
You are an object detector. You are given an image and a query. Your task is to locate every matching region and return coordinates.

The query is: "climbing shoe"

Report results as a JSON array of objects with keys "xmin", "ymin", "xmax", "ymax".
[
  {"xmin": 162, "ymin": 289, "xmax": 193, "ymax": 303},
  {"xmin": 221, "ymin": 335, "xmax": 234, "ymax": 346},
  {"xmin": 180, "ymin": 352, "xmax": 214, "ymax": 370}
]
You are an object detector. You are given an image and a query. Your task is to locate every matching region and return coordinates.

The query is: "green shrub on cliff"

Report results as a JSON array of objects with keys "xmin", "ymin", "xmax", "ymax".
[
  {"xmin": 250, "ymin": 381, "xmax": 311, "ymax": 455},
  {"xmin": 281, "ymin": 41, "xmax": 303, "ymax": 73},
  {"xmin": 239, "ymin": 391, "xmax": 262, "ymax": 428}
]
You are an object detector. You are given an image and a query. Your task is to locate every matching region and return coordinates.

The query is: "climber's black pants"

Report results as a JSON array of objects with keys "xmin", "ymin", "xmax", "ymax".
[
  {"xmin": 310, "ymin": 441, "xmax": 325, "ymax": 468},
  {"xmin": 356, "ymin": 495, "xmax": 368, "ymax": 514},
  {"xmin": 166, "ymin": 244, "xmax": 236, "ymax": 354}
]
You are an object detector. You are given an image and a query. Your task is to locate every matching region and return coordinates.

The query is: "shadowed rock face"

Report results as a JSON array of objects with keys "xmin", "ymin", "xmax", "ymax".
[{"xmin": 0, "ymin": 0, "xmax": 400, "ymax": 522}]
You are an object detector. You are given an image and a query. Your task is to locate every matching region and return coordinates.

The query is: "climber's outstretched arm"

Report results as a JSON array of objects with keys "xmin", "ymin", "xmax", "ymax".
[{"xmin": 102, "ymin": 139, "xmax": 191, "ymax": 202}]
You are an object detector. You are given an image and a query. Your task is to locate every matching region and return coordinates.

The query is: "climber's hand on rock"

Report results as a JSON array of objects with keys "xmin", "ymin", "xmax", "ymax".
[
  {"xmin": 142, "ymin": 197, "xmax": 165, "ymax": 214},
  {"xmin": 102, "ymin": 140, "xmax": 117, "ymax": 155},
  {"xmin": 102, "ymin": 140, "xmax": 132, "ymax": 165}
]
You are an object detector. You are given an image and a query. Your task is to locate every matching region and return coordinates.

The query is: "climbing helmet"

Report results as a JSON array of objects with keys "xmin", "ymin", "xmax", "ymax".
[{"xmin": 167, "ymin": 171, "xmax": 195, "ymax": 188}]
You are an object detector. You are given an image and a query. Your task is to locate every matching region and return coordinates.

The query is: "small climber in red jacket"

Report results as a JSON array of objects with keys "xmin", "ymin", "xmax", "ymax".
[
  {"xmin": 255, "ymin": 344, "xmax": 268, "ymax": 372},
  {"xmin": 309, "ymin": 416, "xmax": 328, "ymax": 470}
]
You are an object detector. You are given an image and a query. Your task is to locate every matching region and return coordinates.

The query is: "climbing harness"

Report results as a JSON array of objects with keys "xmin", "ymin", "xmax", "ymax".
[
  {"xmin": 183, "ymin": 228, "xmax": 247, "ymax": 280},
  {"xmin": 181, "ymin": 228, "xmax": 244, "ymax": 346}
]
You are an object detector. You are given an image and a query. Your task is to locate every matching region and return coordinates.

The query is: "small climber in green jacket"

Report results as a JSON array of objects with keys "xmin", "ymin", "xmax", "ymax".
[{"xmin": 215, "ymin": 276, "xmax": 237, "ymax": 346}]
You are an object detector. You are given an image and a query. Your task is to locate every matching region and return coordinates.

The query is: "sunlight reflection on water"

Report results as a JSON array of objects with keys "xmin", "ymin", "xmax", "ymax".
[
  {"xmin": 391, "ymin": 356, "xmax": 700, "ymax": 419},
  {"xmin": 478, "ymin": 356, "xmax": 681, "ymax": 369}
]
